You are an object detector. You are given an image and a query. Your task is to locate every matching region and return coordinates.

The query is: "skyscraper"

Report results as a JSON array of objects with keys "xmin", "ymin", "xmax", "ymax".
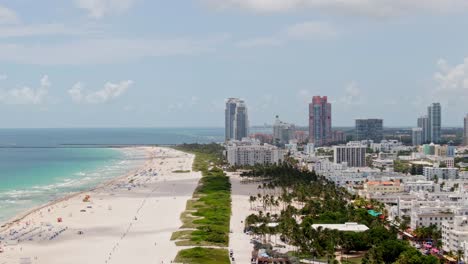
[
  {"xmin": 464, "ymin": 114, "xmax": 468, "ymax": 146},
  {"xmin": 417, "ymin": 116, "xmax": 430, "ymax": 143},
  {"xmin": 309, "ymin": 96, "xmax": 332, "ymax": 146},
  {"xmin": 355, "ymin": 119, "xmax": 384, "ymax": 142},
  {"xmin": 225, "ymin": 98, "xmax": 249, "ymax": 141},
  {"xmin": 428, "ymin": 103, "xmax": 442, "ymax": 143}
]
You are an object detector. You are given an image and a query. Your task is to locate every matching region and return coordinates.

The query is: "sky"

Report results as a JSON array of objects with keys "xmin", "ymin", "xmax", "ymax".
[{"xmin": 0, "ymin": 0, "xmax": 468, "ymax": 128}]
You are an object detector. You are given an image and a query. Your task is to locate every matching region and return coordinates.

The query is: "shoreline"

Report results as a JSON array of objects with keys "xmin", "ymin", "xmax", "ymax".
[
  {"xmin": 0, "ymin": 146, "xmax": 202, "ymax": 264},
  {"xmin": 0, "ymin": 146, "xmax": 151, "ymax": 232}
]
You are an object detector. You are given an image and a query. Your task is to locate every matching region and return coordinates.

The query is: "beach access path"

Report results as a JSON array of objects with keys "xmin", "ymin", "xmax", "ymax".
[
  {"xmin": 228, "ymin": 172, "xmax": 260, "ymax": 264},
  {"xmin": 0, "ymin": 147, "xmax": 201, "ymax": 264}
]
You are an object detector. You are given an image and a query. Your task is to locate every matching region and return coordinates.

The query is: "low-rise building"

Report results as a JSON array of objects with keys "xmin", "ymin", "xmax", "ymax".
[
  {"xmin": 312, "ymin": 222, "xmax": 369, "ymax": 232},
  {"xmin": 404, "ymin": 180, "xmax": 438, "ymax": 193},
  {"xmin": 364, "ymin": 180, "xmax": 404, "ymax": 194},
  {"xmin": 424, "ymin": 167, "xmax": 459, "ymax": 180}
]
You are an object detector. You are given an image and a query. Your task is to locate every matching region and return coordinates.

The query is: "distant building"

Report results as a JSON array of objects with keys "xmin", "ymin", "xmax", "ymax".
[
  {"xmin": 412, "ymin": 127, "xmax": 423, "ymax": 146},
  {"xmin": 272, "ymin": 115, "xmax": 295, "ymax": 146},
  {"xmin": 464, "ymin": 114, "xmax": 468, "ymax": 146},
  {"xmin": 421, "ymin": 143, "xmax": 455, "ymax": 157},
  {"xmin": 309, "ymin": 96, "xmax": 332, "ymax": 146},
  {"xmin": 333, "ymin": 144, "xmax": 367, "ymax": 167},
  {"xmin": 332, "ymin": 130, "xmax": 346, "ymax": 143},
  {"xmin": 422, "ymin": 143, "xmax": 436, "ymax": 155},
  {"xmin": 305, "ymin": 143, "xmax": 315, "ymax": 155},
  {"xmin": 225, "ymin": 98, "xmax": 249, "ymax": 141},
  {"xmin": 417, "ymin": 116, "xmax": 430, "ymax": 144},
  {"xmin": 294, "ymin": 131, "xmax": 308, "ymax": 144},
  {"xmin": 355, "ymin": 119, "xmax": 383, "ymax": 142},
  {"xmin": 428, "ymin": 103, "xmax": 442, "ymax": 143},
  {"xmin": 249, "ymin": 133, "xmax": 273, "ymax": 144}
]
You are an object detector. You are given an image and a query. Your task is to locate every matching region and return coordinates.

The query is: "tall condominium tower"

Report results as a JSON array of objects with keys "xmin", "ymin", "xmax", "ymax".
[
  {"xmin": 464, "ymin": 114, "xmax": 468, "ymax": 146},
  {"xmin": 225, "ymin": 98, "xmax": 249, "ymax": 141},
  {"xmin": 417, "ymin": 116, "xmax": 430, "ymax": 143},
  {"xmin": 355, "ymin": 119, "xmax": 384, "ymax": 142},
  {"xmin": 428, "ymin": 103, "xmax": 442, "ymax": 143},
  {"xmin": 309, "ymin": 96, "xmax": 332, "ymax": 146}
]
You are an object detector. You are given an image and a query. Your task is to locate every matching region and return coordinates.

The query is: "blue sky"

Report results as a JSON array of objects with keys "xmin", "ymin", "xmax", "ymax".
[{"xmin": 0, "ymin": 0, "xmax": 468, "ymax": 128}]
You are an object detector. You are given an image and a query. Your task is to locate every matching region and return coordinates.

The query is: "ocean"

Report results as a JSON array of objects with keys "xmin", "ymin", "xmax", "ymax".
[{"xmin": 0, "ymin": 128, "xmax": 224, "ymax": 222}]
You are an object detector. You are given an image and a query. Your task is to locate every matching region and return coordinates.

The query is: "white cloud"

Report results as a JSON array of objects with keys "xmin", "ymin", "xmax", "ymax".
[
  {"xmin": 0, "ymin": 5, "xmax": 19, "ymax": 24},
  {"xmin": 75, "ymin": 0, "xmax": 135, "ymax": 18},
  {"xmin": 286, "ymin": 21, "xmax": 336, "ymax": 39},
  {"xmin": 237, "ymin": 21, "xmax": 335, "ymax": 48},
  {"xmin": 203, "ymin": 0, "xmax": 468, "ymax": 18},
  {"xmin": 68, "ymin": 80, "xmax": 133, "ymax": 104},
  {"xmin": 0, "ymin": 35, "xmax": 229, "ymax": 65},
  {"xmin": 0, "ymin": 75, "xmax": 50, "ymax": 104},
  {"xmin": 434, "ymin": 57, "xmax": 468, "ymax": 98},
  {"xmin": 0, "ymin": 23, "xmax": 88, "ymax": 38},
  {"xmin": 340, "ymin": 81, "xmax": 364, "ymax": 105},
  {"xmin": 237, "ymin": 37, "xmax": 284, "ymax": 48}
]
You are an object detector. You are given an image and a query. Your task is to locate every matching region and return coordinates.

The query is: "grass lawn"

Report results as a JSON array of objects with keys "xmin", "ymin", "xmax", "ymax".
[{"xmin": 175, "ymin": 247, "xmax": 230, "ymax": 264}]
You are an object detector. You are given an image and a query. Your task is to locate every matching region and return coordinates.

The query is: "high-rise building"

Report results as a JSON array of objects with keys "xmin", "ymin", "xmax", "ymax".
[
  {"xmin": 225, "ymin": 98, "xmax": 249, "ymax": 141},
  {"xmin": 412, "ymin": 127, "xmax": 423, "ymax": 146},
  {"xmin": 355, "ymin": 119, "xmax": 383, "ymax": 142},
  {"xmin": 309, "ymin": 96, "xmax": 332, "ymax": 146},
  {"xmin": 333, "ymin": 143, "xmax": 367, "ymax": 167},
  {"xmin": 417, "ymin": 116, "xmax": 430, "ymax": 143},
  {"xmin": 464, "ymin": 114, "xmax": 468, "ymax": 146},
  {"xmin": 273, "ymin": 115, "xmax": 295, "ymax": 146},
  {"xmin": 428, "ymin": 103, "xmax": 442, "ymax": 143}
]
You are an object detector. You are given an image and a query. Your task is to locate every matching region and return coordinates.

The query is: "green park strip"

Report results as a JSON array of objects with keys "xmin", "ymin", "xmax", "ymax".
[
  {"xmin": 171, "ymin": 144, "xmax": 231, "ymax": 263},
  {"xmin": 174, "ymin": 247, "xmax": 230, "ymax": 264}
]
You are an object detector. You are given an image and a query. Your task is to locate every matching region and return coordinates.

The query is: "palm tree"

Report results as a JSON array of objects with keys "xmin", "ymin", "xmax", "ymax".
[
  {"xmin": 457, "ymin": 249, "xmax": 464, "ymax": 263},
  {"xmin": 249, "ymin": 195, "xmax": 256, "ymax": 210}
]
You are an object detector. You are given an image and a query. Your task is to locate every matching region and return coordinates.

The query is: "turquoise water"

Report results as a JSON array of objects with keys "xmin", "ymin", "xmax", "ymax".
[{"xmin": 0, "ymin": 147, "xmax": 145, "ymax": 223}]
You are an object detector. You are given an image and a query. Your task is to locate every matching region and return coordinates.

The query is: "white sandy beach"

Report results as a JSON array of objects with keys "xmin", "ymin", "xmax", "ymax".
[{"xmin": 0, "ymin": 147, "xmax": 201, "ymax": 264}]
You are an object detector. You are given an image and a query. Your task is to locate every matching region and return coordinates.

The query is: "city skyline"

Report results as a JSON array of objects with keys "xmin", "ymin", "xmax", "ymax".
[{"xmin": 1, "ymin": 1, "xmax": 468, "ymax": 128}]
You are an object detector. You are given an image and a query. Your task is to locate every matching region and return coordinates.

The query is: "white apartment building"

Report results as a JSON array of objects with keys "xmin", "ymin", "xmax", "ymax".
[
  {"xmin": 410, "ymin": 206, "xmax": 454, "ymax": 229},
  {"xmin": 333, "ymin": 144, "xmax": 367, "ymax": 167},
  {"xmin": 404, "ymin": 180, "xmax": 438, "ymax": 193},
  {"xmin": 442, "ymin": 216, "xmax": 468, "ymax": 254},
  {"xmin": 226, "ymin": 144, "xmax": 285, "ymax": 166},
  {"xmin": 424, "ymin": 167, "xmax": 459, "ymax": 180}
]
